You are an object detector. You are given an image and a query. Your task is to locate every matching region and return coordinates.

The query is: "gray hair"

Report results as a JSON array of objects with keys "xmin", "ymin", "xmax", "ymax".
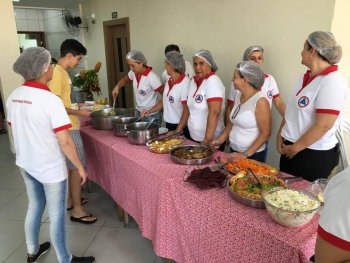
[
  {"xmin": 308, "ymin": 31, "xmax": 342, "ymax": 65},
  {"xmin": 243, "ymin": 45, "xmax": 264, "ymax": 61},
  {"xmin": 236, "ymin": 61, "xmax": 265, "ymax": 89},
  {"xmin": 126, "ymin": 50, "xmax": 147, "ymax": 65},
  {"xmin": 13, "ymin": 47, "xmax": 51, "ymax": 80},
  {"xmin": 192, "ymin": 49, "xmax": 218, "ymax": 72},
  {"xmin": 165, "ymin": 51, "xmax": 186, "ymax": 74}
]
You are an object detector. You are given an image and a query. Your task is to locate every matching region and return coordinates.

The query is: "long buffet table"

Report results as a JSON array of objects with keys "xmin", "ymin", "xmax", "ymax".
[{"xmin": 80, "ymin": 123, "xmax": 319, "ymax": 263}]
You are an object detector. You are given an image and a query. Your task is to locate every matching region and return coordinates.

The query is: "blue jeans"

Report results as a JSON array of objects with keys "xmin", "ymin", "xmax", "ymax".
[
  {"xmin": 21, "ymin": 169, "xmax": 73, "ymax": 263},
  {"xmin": 136, "ymin": 110, "xmax": 163, "ymax": 126}
]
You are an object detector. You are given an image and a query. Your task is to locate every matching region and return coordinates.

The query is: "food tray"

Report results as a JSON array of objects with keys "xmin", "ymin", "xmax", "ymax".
[
  {"xmin": 146, "ymin": 135, "xmax": 185, "ymax": 154},
  {"xmin": 170, "ymin": 145, "xmax": 213, "ymax": 165},
  {"xmin": 226, "ymin": 179, "xmax": 266, "ymax": 208},
  {"xmin": 222, "ymin": 158, "xmax": 280, "ymax": 177}
]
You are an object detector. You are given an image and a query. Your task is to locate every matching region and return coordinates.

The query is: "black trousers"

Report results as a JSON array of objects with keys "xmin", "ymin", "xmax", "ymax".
[
  {"xmin": 279, "ymin": 139, "xmax": 339, "ymax": 182},
  {"xmin": 165, "ymin": 122, "xmax": 191, "ymax": 141}
]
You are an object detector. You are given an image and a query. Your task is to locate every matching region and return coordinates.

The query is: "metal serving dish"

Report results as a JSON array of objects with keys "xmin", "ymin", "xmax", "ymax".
[
  {"xmin": 125, "ymin": 122, "xmax": 159, "ymax": 145},
  {"xmin": 169, "ymin": 145, "xmax": 213, "ymax": 165},
  {"xmin": 112, "ymin": 117, "xmax": 141, "ymax": 137},
  {"xmin": 226, "ymin": 179, "xmax": 266, "ymax": 209},
  {"xmin": 90, "ymin": 108, "xmax": 133, "ymax": 130}
]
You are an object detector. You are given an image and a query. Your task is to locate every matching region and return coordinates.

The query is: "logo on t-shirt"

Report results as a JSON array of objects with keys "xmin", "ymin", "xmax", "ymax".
[
  {"xmin": 169, "ymin": 96, "xmax": 174, "ymax": 103},
  {"xmin": 298, "ymin": 96, "xmax": 309, "ymax": 108},
  {"xmin": 195, "ymin": 94, "xmax": 203, "ymax": 103},
  {"xmin": 139, "ymin": 90, "xmax": 146, "ymax": 96},
  {"xmin": 267, "ymin": 90, "xmax": 273, "ymax": 99}
]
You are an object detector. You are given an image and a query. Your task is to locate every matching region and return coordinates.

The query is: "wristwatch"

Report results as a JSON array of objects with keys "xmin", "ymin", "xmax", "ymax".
[{"xmin": 243, "ymin": 151, "xmax": 250, "ymax": 158}]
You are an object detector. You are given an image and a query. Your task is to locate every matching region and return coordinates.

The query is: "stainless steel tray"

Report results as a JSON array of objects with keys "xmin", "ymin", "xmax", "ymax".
[{"xmin": 169, "ymin": 145, "xmax": 213, "ymax": 165}]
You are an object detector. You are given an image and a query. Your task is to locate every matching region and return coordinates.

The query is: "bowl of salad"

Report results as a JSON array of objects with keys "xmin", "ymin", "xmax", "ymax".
[{"xmin": 262, "ymin": 187, "xmax": 320, "ymax": 227}]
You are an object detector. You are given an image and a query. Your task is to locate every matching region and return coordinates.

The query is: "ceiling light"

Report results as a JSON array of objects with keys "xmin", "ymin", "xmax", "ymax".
[{"xmin": 13, "ymin": 0, "xmax": 20, "ymax": 2}]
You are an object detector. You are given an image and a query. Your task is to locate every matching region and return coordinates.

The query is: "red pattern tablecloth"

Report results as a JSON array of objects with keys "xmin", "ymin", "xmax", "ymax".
[{"xmin": 80, "ymin": 125, "xmax": 318, "ymax": 263}]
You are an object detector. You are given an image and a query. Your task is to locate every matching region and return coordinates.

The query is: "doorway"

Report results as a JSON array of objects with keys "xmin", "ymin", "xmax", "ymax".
[
  {"xmin": 17, "ymin": 31, "xmax": 46, "ymax": 52},
  {"xmin": 103, "ymin": 18, "xmax": 133, "ymax": 109}
]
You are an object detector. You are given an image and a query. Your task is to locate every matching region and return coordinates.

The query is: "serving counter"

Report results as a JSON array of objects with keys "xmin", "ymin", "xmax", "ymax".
[{"xmin": 80, "ymin": 124, "xmax": 318, "ymax": 263}]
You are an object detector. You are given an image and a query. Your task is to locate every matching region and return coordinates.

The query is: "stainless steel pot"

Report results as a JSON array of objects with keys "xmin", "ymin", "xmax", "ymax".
[
  {"xmin": 112, "ymin": 117, "xmax": 141, "ymax": 137},
  {"xmin": 90, "ymin": 108, "xmax": 133, "ymax": 130},
  {"xmin": 125, "ymin": 122, "xmax": 159, "ymax": 145}
]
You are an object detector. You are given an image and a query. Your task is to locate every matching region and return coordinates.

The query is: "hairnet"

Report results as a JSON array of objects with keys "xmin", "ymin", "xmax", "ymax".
[
  {"xmin": 236, "ymin": 61, "xmax": 265, "ymax": 89},
  {"xmin": 13, "ymin": 47, "xmax": 51, "ymax": 80},
  {"xmin": 165, "ymin": 51, "xmax": 186, "ymax": 74},
  {"xmin": 243, "ymin": 45, "xmax": 264, "ymax": 61},
  {"xmin": 126, "ymin": 50, "xmax": 147, "ymax": 65},
  {"xmin": 192, "ymin": 49, "xmax": 218, "ymax": 72},
  {"xmin": 308, "ymin": 31, "xmax": 342, "ymax": 64}
]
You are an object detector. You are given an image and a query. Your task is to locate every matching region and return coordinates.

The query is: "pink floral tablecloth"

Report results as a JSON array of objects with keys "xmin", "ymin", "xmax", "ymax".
[{"xmin": 80, "ymin": 125, "xmax": 318, "ymax": 263}]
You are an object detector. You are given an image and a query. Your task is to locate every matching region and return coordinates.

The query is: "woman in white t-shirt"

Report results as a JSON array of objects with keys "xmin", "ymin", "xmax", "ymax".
[
  {"xmin": 186, "ymin": 49, "xmax": 226, "ymax": 151},
  {"xmin": 225, "ymin": 46, "xmax": 286, "ymax": 162},
  {"xmin": 111, "ymin": 50, "xmax": 164, "ymax": 125},
  {"xmin": 212, "ymin": 61, "xmax": 271, "ymax": 162},
  {"xmin": 141, "ymin": 51, "xmax": 191, "ymax": 139},
  {"xmin": 277, "ymin": 31, "xmax": 348, "ymax": 181}
]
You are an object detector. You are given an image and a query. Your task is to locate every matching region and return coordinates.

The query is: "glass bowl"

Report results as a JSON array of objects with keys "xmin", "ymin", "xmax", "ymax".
[
  {"xmin": 146, "ymin": 135, "xmax": 185, "ymax": 154},
  {"xmin": 261, "ymin": 187, "xmax": 320, "ymax": 227}
]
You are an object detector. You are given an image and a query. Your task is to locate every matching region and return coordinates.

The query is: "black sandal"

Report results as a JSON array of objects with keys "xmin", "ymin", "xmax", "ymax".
[{"xmin": 0, "ymin": 129, "xmax": 6, "ymax": 134}]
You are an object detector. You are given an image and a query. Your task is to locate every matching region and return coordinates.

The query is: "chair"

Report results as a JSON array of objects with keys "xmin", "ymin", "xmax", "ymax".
[{"xmin": 336, "ymin": 117, "xmax": 350, "ymax": 171}]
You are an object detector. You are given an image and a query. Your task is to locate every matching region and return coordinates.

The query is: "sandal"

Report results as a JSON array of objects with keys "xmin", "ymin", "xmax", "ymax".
[
  {"xmin": 0, "ymin": 129, "xmax": 6, "ymax": 134},
  {"xmin": 67, "ymin": 198, "xmax": 90, "ymax": 211},
  {"xmin": 70, "ymin": 213, "xmax": 97, "ymax": 224}
]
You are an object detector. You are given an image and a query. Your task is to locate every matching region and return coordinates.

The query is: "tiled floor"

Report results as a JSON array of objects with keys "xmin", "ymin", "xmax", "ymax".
[{"xmin": 0, "ymin": 128, "xmax": 167, "ymax": 263}]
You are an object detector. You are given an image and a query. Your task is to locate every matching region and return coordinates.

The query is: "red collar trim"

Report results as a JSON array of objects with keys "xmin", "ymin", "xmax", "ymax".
[
  {"xmin": 23, "ymin": 81, "xmax": 51, "ymax": 92},
  {"xmin": 167, "ymin": 73, "xmax": 186, "ymax": 97},
  {"xmin": 296, "ymin": 65, "xmax": 338, "ymax": 96},
  {"xmin": 193, "ymin": 71, "xmax": 215, "ymax": 98},
  {"xmin": 264, "ymin": 74, "xmax": 269, "ymax": 78},
  {"xmin": 135, "ymin": 67, "xmax": 152, "ymax": 88}
]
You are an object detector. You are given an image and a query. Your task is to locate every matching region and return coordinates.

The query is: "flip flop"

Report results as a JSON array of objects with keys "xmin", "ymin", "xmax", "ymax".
[
  {"xmin": 67, "ymin": 198, "xmax": 90, "ymax": 211},
  {"xmin": 70, "ymin": 213, "xmax": 97, "ymax": 224}
]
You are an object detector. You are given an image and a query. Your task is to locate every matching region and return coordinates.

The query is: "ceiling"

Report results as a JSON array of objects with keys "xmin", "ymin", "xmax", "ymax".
[{"xmin": 12, "ymin": 0, "xmax": 91, "ymax": 9}]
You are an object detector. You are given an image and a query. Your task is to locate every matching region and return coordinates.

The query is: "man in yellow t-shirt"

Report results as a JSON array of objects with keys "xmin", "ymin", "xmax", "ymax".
[{"xmin": 48, "ymin": 39, "xmax": 97, "ymax": 224}]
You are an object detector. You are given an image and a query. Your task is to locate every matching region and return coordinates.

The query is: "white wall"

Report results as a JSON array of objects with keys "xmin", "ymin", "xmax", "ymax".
[
  {"xmin": 14, "ymin": 8, "xmax": 44, "ymax": 32},
  {"xmin": 0, "ymin": 2, "xmax": 24, "ymax": 153},
  {"xmin": 81, "ymin": 0, "xmax": 337, "ymax": 167},
  {"xmin": 43, "ymin": 9, "xmax": 85, "ymax": 77}
]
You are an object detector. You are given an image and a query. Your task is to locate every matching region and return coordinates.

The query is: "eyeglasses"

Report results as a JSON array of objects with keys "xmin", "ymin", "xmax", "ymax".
[{"xmin": 232, "ymin": 104, "xmax": 241, "ymax": 119}]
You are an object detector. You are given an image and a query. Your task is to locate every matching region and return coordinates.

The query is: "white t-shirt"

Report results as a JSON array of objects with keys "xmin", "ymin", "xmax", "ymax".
[
  {"xmin": 6, "ymin": 81, "xmax": 72, "ymax": 183},
  {"xmin": 187, "ymin": 72, "xmax": 225, "ymax": 141},
  {"xmin": 163, "ymin": 73, "xmax": 190, "ymax": 124},
  {"xmin": 229, "ymin": 91, "xmax": 266, "ymax": 152},
  {"xmin": 162, "ymin": 61, "xmax": 195, "ymax": 85},
  {"xmin": 227, "ymin": 74, "xmax": 279, "ymax": 109},
  {"xmin": 127, "ymin": 67, "xmax": 163, "ymax": 111},
  {"xmin": 318, "ymin": 166, "xmax": 350, "ymax": 251},
  {"xmin": 281, "ymin": 66, "xmax": 348, "ymax": 150}
]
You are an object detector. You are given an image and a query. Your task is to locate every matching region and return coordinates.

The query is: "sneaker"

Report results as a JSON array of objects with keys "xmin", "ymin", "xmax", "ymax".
[
  {"xmin": 71, "ymin": 255, "xmax": 95, "ymax": 263},
  {"xmin": 27, "ymin": 242, "xmax": 51, "ymax": 263}
]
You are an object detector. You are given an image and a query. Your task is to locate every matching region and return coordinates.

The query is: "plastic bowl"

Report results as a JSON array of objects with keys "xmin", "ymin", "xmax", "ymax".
[
  {"xmin": 146, "ymin": 135, "xmax": 185, "ymax": 154},
  {"xmin": 262, "ymin": 187, "xmax": 320, "ymax": 227}
]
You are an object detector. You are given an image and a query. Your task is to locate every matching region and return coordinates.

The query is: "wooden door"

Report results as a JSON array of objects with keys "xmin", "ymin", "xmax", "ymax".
[{"xmin": 103, "ymin": 18, "xmax": 133, "ymax": 109}]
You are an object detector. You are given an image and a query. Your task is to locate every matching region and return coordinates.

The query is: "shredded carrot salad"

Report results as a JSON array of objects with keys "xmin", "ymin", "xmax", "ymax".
[{"xmin": 224, "ymin": 159, "xmax": 279, "ymax": 176}]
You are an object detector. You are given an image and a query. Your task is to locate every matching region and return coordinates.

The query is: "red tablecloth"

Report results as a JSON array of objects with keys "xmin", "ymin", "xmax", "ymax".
[{"xmin": 80, "ymin": 125, "xmax": 318, "ymax": 263}]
